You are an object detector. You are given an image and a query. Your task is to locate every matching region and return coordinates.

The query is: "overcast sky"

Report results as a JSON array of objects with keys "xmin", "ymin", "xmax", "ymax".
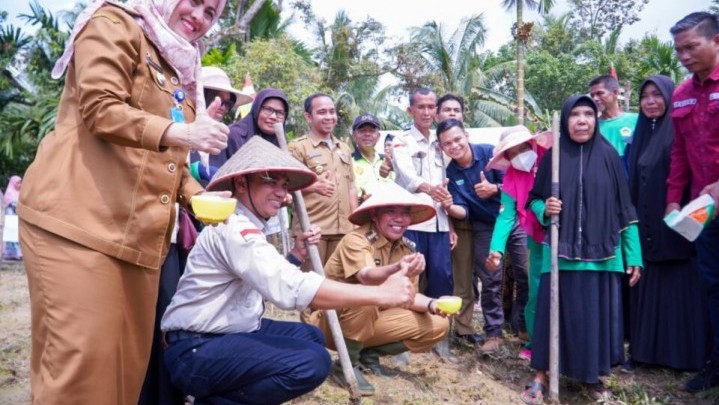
[{"xmin": 3, "ymin": 0, "xmax": 712, "ymax": 50}]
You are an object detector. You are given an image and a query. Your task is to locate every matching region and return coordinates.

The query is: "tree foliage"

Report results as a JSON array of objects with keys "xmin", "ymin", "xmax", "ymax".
[
  {"xmin": 568, "ymin": 0, "xmax": 651, "ymax": 40},
  {"xmin": 400, "ymin": 14, "xmax": 523, "ymax": 127},
  {"xmin": 0, "ymin": 0, "xmax": 690, "ymax": 181},
  {"xmin": 221, "ymin": 36, "xmax": 321, "ymax": 138},
  {"xmin": 501, "ymin": 0, "xmax": 555, "ymax": 125},
  {"xmin": 0, "ymin": 1, "xmax": 67, "ymax": 185}
]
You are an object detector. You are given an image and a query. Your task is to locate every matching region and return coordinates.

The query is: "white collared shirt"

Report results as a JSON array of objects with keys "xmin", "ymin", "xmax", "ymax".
[
  {"xmin": 391, "ymin": 126, "xmax": 449, "ymax": 232},
  {"xmin": 161, "ymin": 203, "xmax": 324, "ymax": 334}
]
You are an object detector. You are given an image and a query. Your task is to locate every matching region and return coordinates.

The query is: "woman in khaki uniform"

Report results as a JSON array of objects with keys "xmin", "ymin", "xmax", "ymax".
[{"xmin": 17, "ymin": 0, "xmax": 230, "ymax": 403}]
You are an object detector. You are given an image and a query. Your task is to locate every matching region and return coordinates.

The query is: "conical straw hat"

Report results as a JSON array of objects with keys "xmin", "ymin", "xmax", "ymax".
[
  {"xmin": 349, "ymin": 182, "xmax": 436, "ymax": 226},
  {"xmin": 486, "ymin": 126, "xmax": 552, "ymax": 171},
  {"xmin": 207, "ymin": 137, "xmax": 316, "ymax": 192}
]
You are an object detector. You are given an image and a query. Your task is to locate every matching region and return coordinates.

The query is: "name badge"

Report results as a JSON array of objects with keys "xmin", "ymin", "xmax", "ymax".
[{"xmin": 170, "ymin": 106, "xmax": 185, "ymax": 123}]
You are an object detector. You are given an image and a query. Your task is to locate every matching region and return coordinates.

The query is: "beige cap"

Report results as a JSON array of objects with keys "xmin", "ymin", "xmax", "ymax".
[{"xmin": 486, "ymin": 126, "xmax": 552, "ymax": 171}]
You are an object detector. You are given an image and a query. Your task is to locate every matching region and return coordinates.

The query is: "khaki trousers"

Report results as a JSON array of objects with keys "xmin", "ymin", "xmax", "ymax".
[
  {"xmin": 300, "ymin": 234, "xmax": 343, "ymax": 272},
  {"xmin": 452, "ymin": 221, "xmax": 477, "ymax": 335},
  {"xmin": 309, "ymin": 306, "xmax": 449, "ymax": 353},
  {"xmin": 20, "ymin": 220, "xmax": 160, "ymax": 405}
]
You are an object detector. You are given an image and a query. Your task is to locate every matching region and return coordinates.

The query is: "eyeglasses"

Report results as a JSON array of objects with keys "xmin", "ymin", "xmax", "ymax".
[
  {"xmin": 220, "ymin": 98, "xmax": 235, "ymax": 110},
  {"xmin": 260, "ymin": 105, "xmax": 286, "ymax": 119},
  {"xmin": 206, "ymin": 90, "xmax": 235, "ymax": 110}
]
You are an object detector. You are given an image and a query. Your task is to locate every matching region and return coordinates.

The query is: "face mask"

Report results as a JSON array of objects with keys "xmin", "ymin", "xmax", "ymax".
[{"xmin": 510, "ymin": 150, "xmax": 538, "ymax": 172}]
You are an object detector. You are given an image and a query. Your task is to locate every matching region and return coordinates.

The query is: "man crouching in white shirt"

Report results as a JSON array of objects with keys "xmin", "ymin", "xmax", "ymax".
[{"xmin": 161, "ymin": 137, "xmax": 415, "ymax": 405}]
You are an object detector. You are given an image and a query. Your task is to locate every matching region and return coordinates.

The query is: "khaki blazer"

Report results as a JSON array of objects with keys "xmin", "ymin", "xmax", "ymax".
[{"xmin": 18, "ymin": 5, "xmax": 204, "ymax": 270}]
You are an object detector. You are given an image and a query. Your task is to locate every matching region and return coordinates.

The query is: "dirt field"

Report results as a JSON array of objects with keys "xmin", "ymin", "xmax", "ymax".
[{"xmin": 1, "ymin": 261, "xmax": 718, "ymax": 404}]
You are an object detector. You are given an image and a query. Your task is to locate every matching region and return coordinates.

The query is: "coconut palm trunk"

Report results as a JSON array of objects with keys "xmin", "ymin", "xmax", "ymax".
[
  {"xmin": 516, "ymin": 1, "xmax": 525, "ymax": 125},
  {"xmin": 503, "ymin": 0, "xmax": 554, "ymax": 126}
]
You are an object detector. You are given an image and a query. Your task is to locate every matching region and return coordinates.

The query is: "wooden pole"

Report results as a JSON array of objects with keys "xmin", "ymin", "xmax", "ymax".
[
  {"xmin": 273, "ymin": 123, "xmax": 362, "ymax": 404},
  {"xmin": 278, "ymin": 208, "xmax": 290, "ymax": 256},
  {"xmin": 548, "ymin": 113, "xmax": 560, "ymax": 403}
]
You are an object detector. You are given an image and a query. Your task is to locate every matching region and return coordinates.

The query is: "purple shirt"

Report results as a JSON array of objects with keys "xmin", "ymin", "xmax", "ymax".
[{"xmin": 667, "ymin": 64, "xmax": 719, "ymax": 204}]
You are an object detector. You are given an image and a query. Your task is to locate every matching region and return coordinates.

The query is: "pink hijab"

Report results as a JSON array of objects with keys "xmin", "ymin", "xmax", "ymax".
[
  {"xmin": 501, "ymin": 142, "xmax": 548, "ymax": 244},
  {"xmin": 52, "ymin": 0, "xmax": 226, "ymax": 111},
  {"xmin": 4, "ymin": 176, "xmax": 21, "ymax": 206}
]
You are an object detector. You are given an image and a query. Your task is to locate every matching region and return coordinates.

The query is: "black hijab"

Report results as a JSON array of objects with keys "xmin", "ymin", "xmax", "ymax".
[
  {"xmin": 530, "ymin": 95, "xmax": 638, "ymax": 260},
  {"xmin": 211, "ymin": 88, "xmax": 289, "ymax": 168},
  {"xmin": 628, "ymin": 75, "xmax": 694, "ymax": 261}
]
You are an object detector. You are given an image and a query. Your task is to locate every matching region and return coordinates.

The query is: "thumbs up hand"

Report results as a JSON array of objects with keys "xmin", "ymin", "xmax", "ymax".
[
  {"xmin": 474, "ymin": 171, "xmax": 499, "ymax": 200},
  {"xmin": 185, "ymin": 96, "xmax": 229, "ymax": 155}
]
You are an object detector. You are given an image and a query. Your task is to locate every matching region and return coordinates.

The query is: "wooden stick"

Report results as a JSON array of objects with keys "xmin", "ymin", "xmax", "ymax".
[
  {"xmin": 273, "ymin": 123, "xmax": 362, "ymax": 404},
  {"xmin": 549, "ymin": 112, "xmax": 560, "ymax": 403}
]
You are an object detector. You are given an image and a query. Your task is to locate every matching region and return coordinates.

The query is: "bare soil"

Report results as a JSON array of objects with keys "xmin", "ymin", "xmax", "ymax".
[{"xmin": 1, "ymin": 261, "xmax": 717, "ymax": 404}]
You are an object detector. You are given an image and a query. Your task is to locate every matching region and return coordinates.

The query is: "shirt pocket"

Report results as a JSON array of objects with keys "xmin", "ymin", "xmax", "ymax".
[
  {"xmin": 138, "ymin": 52, "xmax": 174, "ymax": 114},
  {"xmin": 707, "ymin": 100, "xmax": 719, "ymax": 115},
  {"xmin": 670, "ymin": 104, "xmax": 695, "ymax": 137},
  {"xmin": 338, "ymin": 151, "xmax": 353, "ymax": 180},
  {"xmin": 308, "ymin": 153, "xmax": 330, "ymax": 176}
]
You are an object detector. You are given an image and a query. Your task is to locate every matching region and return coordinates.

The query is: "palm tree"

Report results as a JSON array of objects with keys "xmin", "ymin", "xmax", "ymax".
[
  {"xmin": 408, "ymin": 14, "xmax": 519, "ymax": 126},
  {"xmin": 639, "ymin": 35, "xmax": 685, "ymax": 84},
  {"xmin": 410, "ymin": 15, "xmax": 486, "ymax": 94},
  {"xmin": 0, "ymin": 1, "xmax": 66, "ymax": 161},
  {"xmin": 501, "ymin": 0, "xmax": 554, "ymax": 125}
]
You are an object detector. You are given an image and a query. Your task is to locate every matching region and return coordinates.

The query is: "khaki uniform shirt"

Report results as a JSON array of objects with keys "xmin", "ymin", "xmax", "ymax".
[
  {"xmin": 289, "ymin": 134, "xmax": 355, "ymax": 235},
  {"xmin": 17, "ymin": 5, "xmax": 203, "ymax": 269},
  {"xmin": 324, "ymin": 223, "xmax": 417, "ymax": 287}
]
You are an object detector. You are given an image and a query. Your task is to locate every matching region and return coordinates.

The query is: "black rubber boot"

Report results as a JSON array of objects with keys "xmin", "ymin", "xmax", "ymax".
[
  {"xmin": 359, "ymin": 341, "xmax": 408, "ymax": 377},
  {"xmin": 330, "ymin": 339, "xmax": 375, "ymax": 396}
]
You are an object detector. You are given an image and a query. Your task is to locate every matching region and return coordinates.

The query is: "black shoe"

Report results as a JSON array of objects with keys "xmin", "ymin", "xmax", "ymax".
[
  {"xmin": 455, "ymin": 333, "xmax": 485, "ymax": 345},
  {"xmin": 685, "ymin": 365, "xmax": 719, "ymax": 393},
  {"xmin": 620, "ymin": 358, "xmax": 635, "ymax": 374}
]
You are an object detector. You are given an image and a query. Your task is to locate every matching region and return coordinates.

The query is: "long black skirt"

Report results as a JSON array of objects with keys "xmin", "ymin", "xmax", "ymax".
[
  {"xmin": 629, "ymin": 258, "xmax": 711, "ymax": 370},
  {"xmin": 530, "ymin": 271, "xmax": 624, "ymax": 384}
]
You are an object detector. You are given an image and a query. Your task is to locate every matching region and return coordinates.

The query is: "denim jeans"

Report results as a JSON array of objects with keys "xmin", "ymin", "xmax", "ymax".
[{"xmin": 163, "ymin": 319, "xmax": 331, "ymax": 405}]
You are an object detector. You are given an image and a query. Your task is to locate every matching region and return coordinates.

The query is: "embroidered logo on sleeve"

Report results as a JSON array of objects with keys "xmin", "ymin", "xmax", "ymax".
[
  {"xmin": 673, "ymin": 98, "xmax": 697, "ymax": 109},
  {"xmin": 239, "ymin": 227, "xmax": 263, "ymax": 241},
  {"xmin": 402, "ymin": 237, "xmax": 417, "ymax": 253}
]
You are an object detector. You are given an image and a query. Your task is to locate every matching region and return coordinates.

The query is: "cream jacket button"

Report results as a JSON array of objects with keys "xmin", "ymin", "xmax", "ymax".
[
  {"xmin": 160, "ymin": 194, "xmax": 170, "ymax": 204},
  {"xmin": 168, "ymin": 162, "xmax": 177, "ymax": 172}
]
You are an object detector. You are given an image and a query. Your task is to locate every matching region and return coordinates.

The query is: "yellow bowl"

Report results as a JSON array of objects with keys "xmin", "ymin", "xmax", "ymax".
[
  {"xmin": 436, "ymin": 296, "xmax": 462, "ymax": 315},
  {"xmin": 191, "ymin": 195, "xmax": 237, "ymax": 224}
]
